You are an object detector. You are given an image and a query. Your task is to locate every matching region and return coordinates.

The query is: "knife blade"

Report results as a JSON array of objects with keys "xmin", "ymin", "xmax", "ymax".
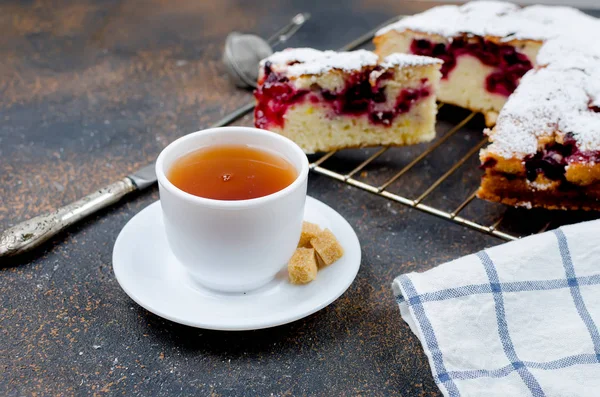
[{"xmin": 128, "ymin": 162, "xmax": 157, "ymax": 190}]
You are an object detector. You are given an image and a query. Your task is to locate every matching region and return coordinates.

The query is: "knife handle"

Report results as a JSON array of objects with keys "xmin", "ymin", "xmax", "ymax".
[{"xmin": 0, "ymin": 178, "xmax": 136, "ymax": 258}]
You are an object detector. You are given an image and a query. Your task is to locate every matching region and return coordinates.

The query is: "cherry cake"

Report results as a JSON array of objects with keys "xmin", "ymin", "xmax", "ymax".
[
  {"xmin": 254, "ymin": 49, "xmax": 442, "ymax": 154},
  {"xmin": 373, "ymin": 1, "xmax": 573, "ymax": 126},
  {"xmin": 478, "ymin": 36, "xmax": 600, "ymax": 210},
  {"xmin": 376, "ymin": 1, "xmax": 600, "ymax": 210}
]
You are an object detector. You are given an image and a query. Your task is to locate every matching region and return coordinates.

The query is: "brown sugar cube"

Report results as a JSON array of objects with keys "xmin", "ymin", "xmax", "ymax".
[
  {"xmin": 288, "ymin": 248, "xmax": 318, "ymax": 285},
  {"xmin": 310, "ymin": 228, "xmax": 344, "ymax": 268},
  {"xmin": 297, "ymin": 221, "xmax": 323, "ymax": 248}
]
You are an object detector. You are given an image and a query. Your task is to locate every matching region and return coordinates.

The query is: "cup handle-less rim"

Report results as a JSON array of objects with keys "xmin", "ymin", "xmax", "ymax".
[{"xmin": 155, "ymin": 127, "xmax": 309, "ymax": 210}]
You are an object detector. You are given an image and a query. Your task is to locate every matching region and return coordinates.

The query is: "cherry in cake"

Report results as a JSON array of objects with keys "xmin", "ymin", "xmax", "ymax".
[
  {"xmin": 478, "ymin": 60, "xmax": 600, "ymax": 210},
  {"xmin": 409, "ymin": 37, "xmax": 532, "ymax": 98},
  {"xmin": 373, "ymin": 1, "xmax": 551, "ymax": 126},
  {"xmin": 375, "ymin": 1, "xmax": 600, "ymax": 210},
  {"xmin": 254, "ymin": 49, "xmax": 442, "ymax": 154},
  {"xmin": 474, "ymin": 5, "xmax": 600, "ymax": 211}
]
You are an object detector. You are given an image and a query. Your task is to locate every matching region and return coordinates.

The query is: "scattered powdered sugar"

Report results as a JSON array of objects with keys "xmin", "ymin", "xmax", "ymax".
[
  {"xmin": 561, "ymin": 111, "xmax": 600, "ymax": 153},
  {"xmin": 261, "ymin": 48, "xmax": 379, "ymax": 77},
  {"xmin": 537, "ymin": 33, "xmax": 600, "ymax": 74},
  {"xmin": 527, "ymin": 179, "xmax": 554, "ymax": 191},
  {"xmin": 589, "ymin": 79, "xmax": 600, "ymax": 110},
  {"xmin": 381, "ymin": 53, "xmax": 442, "ymax": 68},
  {"xmin": 261, "ymin": 49, "xmax": 441, "ymax": 78},
  {"xmin": 375, "ymin": 1, "xmax": 592, "ymax": 42},
  {"xmin": 260, "ymin": 48, "xmax": 323, "ymax": 67},
  {"xmin": 487, "ymin": 67, "xmax": 600, "ymax": 158},
  {"xmin": 516, "ymin": 201, "xmax": 533, "ymax": 209}
]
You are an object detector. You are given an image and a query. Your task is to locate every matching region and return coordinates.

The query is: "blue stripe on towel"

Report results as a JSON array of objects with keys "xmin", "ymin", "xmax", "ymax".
[
  {"xmin": 399, "ymin": 275, "xmax": 600, "ymax": 306},
  {"xmin": 554, "ymin": 229, "xmax": 600, "ymax": 359},
  {"xmin": 399, "ymin": 275, "xmax": 461, "ymax": 397},
  {"xmin": 478, "ymin": 251, "xmax": 546, "ymax": 396},
  {"xmin": 393, "ymin": 227, "xmax": 600, "ymax": 393},
  {"xmin": 446, "ymin": 353, "xmax": 600, "ymax": 380}
]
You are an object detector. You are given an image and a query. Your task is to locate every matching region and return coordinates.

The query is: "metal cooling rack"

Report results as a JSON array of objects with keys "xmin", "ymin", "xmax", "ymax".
[
  {"xmin": 215, "ymin": 15, "xmax": 597, "ymax": 242},
  {"xmin": 309, "ymin": 105, "xmax": 521, "ymax": 241}
]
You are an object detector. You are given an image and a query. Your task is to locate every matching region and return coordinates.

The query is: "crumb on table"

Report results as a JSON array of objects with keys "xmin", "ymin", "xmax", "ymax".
[
  {"xmin": 288, "ymin": 247, "xmax": 318, "ymax": 285},
  {"xmin": 310, "ymin": 228, "xmax": 344, "ymax": 268},
  {"xmin": 298, "ymin": 221, "xmax": 322, "ymax": 248}
]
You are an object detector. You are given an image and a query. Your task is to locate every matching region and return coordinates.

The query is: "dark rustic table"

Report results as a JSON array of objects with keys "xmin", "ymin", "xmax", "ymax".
[{"xmin": 2, "ymin": 1, "xmax": 598, "ymax": 396}]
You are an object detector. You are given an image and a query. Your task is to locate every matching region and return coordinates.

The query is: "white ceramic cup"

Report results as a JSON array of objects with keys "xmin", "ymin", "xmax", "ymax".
[{"xmin": 155, "ymin": 127, "xmax": 309, "ymax": 293}]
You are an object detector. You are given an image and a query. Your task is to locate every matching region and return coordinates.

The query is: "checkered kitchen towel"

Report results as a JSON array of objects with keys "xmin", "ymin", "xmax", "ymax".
[{"xmin": 393, "ymin": 220, "xmax": 600, "ymax": 397}]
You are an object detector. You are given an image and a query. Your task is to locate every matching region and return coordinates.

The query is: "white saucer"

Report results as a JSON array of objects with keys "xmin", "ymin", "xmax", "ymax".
[{"xmin": 112, "ymin": 197, "xmax": 361, "ymax": 331}]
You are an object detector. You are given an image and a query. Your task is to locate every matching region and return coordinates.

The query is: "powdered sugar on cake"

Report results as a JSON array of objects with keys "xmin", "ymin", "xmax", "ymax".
[
  {"xmin": 254, "ymin": 47, "xmax": 442, "ymax": 153},
  {"xmin": 484, "ymin": 68, "xmax": 599, "ymax": 158},
  {"xmin": 261, "ymin": 49, "xmax": 378, "ymax": 77},
  {"xmin": 485, "ymin": 26, "xmax": 600, "ymax": 159},
  {"xmin": 376, "ymin": 1, "xmax": 594, "ymax": 42},
  {"xmin": 261, "ymin": 48, "xmax": 323, "ymax": 66},
  {"xmin": 261, "ymin": 49, "xmax": 440, "ymax": 78},
  {"xmin": 381, "ymin": 53, "xmax": 442, "ymax": 68}
]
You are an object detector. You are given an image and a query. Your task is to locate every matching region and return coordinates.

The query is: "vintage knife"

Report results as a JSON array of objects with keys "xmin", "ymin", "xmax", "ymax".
[
  {"xmin": 0, "ymin": 12, "xmax": 312, "ymax": 258},
  {"xmin": 0, "ymin": 94, "xmax": 261, "ymax": 258},
  {"xmin": 0, "ymin": 98, "xmax": 258, "ymax": 258},
  {"xmin": 0, "ymin": 164, "xmax": 157, "ymax": 257}
]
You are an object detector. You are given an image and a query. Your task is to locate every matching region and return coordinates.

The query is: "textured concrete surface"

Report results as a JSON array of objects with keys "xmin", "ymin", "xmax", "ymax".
[{"xmin": 2, "ymin": 1, "xmax": 599, "ymax": 396}]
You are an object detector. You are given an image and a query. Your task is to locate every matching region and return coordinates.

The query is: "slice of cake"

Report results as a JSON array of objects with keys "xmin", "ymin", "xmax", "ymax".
[
  {"xmin": 477, "ymin": 41, "xmax": 600, "ymax": 210},
  {"xmin": 373, "ymin": 1, "xmax": 594, "ymax": 126},
  {"xmin": 254, "ymin": 48, "xmax": 442, "ymax": 154}
]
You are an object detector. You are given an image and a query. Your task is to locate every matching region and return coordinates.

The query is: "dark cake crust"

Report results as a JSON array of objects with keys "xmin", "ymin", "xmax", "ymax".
[{"xmin": 477, "ymin": 171, "xmax": 600, "ymax": 211}]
